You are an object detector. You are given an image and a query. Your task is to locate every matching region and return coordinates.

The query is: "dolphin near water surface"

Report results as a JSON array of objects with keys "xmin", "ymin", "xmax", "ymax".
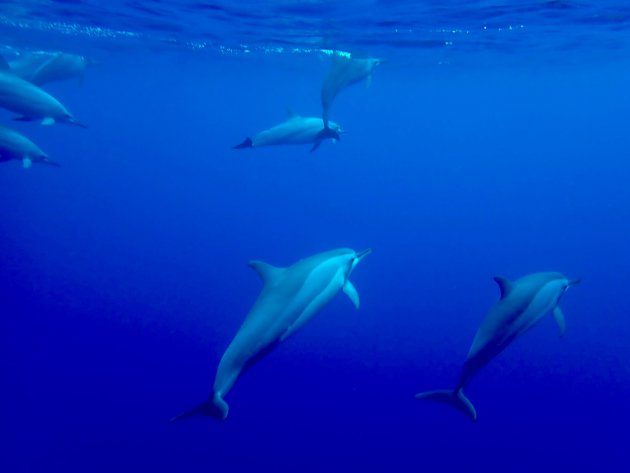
[
  {"xmin": 7, "ymin": 51, "xmax": 94, "ymax": 86},
  {"xmin": 415, "ymin": 272, "xmax": 579, "ymax": 421},
  {"xmin": 172, "ymin": 247, "xmax": 371, "ymax": 421},
  {"xmin": 317, "ymin": 55, "xmax": 381, "ymax": 140}
]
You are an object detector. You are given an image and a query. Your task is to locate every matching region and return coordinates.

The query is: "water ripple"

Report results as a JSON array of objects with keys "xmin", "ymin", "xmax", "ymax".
[{"xmin": 0, "ymin": 1, "xmax": 629, "ymax": 57}]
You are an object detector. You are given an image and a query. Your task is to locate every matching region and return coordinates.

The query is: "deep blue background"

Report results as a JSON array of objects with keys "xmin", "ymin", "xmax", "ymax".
[{"xmin": 2, "ymin": 46, "xmax": 630, "ymax": 471}]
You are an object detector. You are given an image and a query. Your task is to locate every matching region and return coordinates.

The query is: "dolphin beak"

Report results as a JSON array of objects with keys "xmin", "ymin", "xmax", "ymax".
[
  {"xmin": 355, "ymin": 248, "xmax": 372, "ymax": 261},
  {"xmin": 568, "ymin": 278, "xmax": 581, "ymax": 286}
]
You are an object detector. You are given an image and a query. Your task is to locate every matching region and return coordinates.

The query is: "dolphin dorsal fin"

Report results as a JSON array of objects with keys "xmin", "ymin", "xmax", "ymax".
[
  {"xmin": 286, "ymin": 107, "xmax": 298, "ymax": 118},
  {"xmin": 248, "ymin": 260, "xmax": 284, "ymax": 285},
  {"xmin": 493, "ymin": 276, "xmax": 514, "ymax": 299}
]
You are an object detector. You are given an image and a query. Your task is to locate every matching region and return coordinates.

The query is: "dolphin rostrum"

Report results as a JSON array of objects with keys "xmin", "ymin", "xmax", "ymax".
[
  {"xmin": 415, "ymin": 272, "xmax": 579, "ymax": 421},
  {"xmin": 0, "ymin": 62, "xmax": 86, "ymax": 128},
  {"xmin": 7, "ymin": 51, "xmax": 94, "ymax": 86},
  {"xmin": 317, "ymin": 55, "xmax": 380, "ymax": 140},
  {"xmin": 0, "ymin": 126, "xmax": 59, "ymax": 168},
  {"xmin": 233, "ymin": 108, "xmax": 343, "ymax": 152},
  {"xmin": 172, "ymin": 248, "xmax": 371, "ymax": 421}
]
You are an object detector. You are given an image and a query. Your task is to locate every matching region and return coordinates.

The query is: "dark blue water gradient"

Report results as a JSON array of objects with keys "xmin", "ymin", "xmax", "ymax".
[{"xmin": 1, "ymin": 3, "xmax": 630, "ymax": 472}]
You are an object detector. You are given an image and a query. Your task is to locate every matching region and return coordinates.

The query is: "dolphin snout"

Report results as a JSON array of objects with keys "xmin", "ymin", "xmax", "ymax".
[{"xmin": 356, "ymin": 248, "xmax": 372, "ymax": 260}]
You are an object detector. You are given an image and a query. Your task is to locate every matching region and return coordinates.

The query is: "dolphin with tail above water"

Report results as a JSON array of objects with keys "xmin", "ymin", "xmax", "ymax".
[
  {"xmin": 171, "ymin": 248, "xmax": 371, "ymax": 421},
  {"xmin": 415, "ymin": 272, "xmax": 579, "ymax": 421},
  {"xmin": 233, "ymin": 108, "xmax": 343, "ymax": 152}
]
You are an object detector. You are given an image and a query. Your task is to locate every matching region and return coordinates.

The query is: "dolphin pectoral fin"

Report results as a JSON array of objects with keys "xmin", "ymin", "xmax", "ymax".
[
  {"xmin": 41, "ymin": 117, "xmax": 55, "ymax": 126},
  {"xmin": 170, "ymin": 393, "xmax": 229, "ymax": 422},
  {"xmin": 310, "ymin": 141, "xmax": 322, "ymax": 152},
  {"xmin": 233, "ymin": 137, "xmax": 253, "ymax": 149},
  {"xmin": 343, "ymin": 280, "xmax": 360, "ymax": 309},
  {"xmin": 415, "ymin": 388, "xmax": 477, "ymax": 421},
  {"xmin": 22, "ymin": 157, "xmax": 32, "ymax": 169},
  {"xmin": 552, "ymin": 307, "xmax": 566, "ymax": 337},
  {"xmin": 248, "ymin": 260, "xmax": 284, "ymax": 285},
  {"xmin": 366, "ymin": 73, "xmax": 372, "ymax": 88}
]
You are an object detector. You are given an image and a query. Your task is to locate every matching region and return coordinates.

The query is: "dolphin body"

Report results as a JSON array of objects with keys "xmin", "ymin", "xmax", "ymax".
[
  {"xmin": 8, "ymin": 51, "xmax": 93, "ymax": 86},
  {"xmin": 318, "ymin": 55, "xmax": 381, "ymax": 138},
  {"xmin": 0, "ymin": 126, "xmax": 59, "ymax": 168},
  {"xmin": 172, "ymin": 248, "xmax": 371, "ymax": 421},
  {"xmin": 233, "ymin": 109, "xmax": 343, "ymax": 152},
  {"xmin": 0, "ymin": 62, "xmax": 86, "ymax": 127},
  {"xmin": 415, "ymin": 272, "xmax": 579, "ymax": 421}
]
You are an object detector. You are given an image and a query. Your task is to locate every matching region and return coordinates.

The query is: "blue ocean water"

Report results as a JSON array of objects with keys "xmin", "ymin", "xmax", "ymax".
[{"xmin": 1, "ymin": 1, "xmax": 629, "ymax": 471}]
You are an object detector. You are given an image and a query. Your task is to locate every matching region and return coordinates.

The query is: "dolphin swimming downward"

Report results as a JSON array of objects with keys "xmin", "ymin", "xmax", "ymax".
[
  {"xmin": 233, "ymin": 109, "xmax": 343, "ymax": 152},
  {"xmin": 0, "ymin": 125, "xmax": 59, "ymax": 168},
  {"xmin": 415, "ymin": 272, "xmax": 579, "ymax": 421},
  {"xmin": 317, "ymin": 55, "xmax": 381, "ymax": 141},
  {"xmin": 172, "ymin": 248, "xmax": 371, "ymax": 421},
  {"xmin": 0, "ymin": 59, "xmax": 86, "ymax": 127}
]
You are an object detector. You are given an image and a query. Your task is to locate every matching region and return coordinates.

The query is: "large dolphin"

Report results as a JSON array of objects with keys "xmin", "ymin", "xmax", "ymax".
[
  {"xmin": 0, "ymin": 126, "xmax": 59, "ymax": 168},
  {"xmin": 172, "ymin": 247, "xmax": 371, "ymax": 421},
  {"xmin": 233, "ymin": 109, "xmax": 343, "ymax": 152},
  {"xmin": 415, "ymin": 272, "xmax": 579, "ymax": 421},
  {"xmin": 317, "ymin": 55, "xmax": 381, "ymax": 140},
  {"xmin": 7, "ymin": 51, "xmax": 94, "ymax": 86},
  {"xmin": 0, "ymin": 64, "xmax": 86, "ymax": 128}
]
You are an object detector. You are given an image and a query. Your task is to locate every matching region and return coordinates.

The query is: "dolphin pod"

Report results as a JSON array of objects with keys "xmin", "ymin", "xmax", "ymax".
[
  {"xmin": 172, "ymin": 248, "xmax": 371, "ymax": 421},
  {"xmin": 0, "ymin": 45, "xmax": 584, "ymax": 425},
  {"xmin": 6, "ymin": 51, "xmax": 93, "ymax": 86},
  {"xmin": 0, "ymin": 125, "xmax": 59, "ymax": 168},
  {"xmin": 233, "ymin": 109, "xmax": 343, "ymax": 152},
  {"xmin": 415, "ymin": 272, "xmax": 579, "ymax": 421}
]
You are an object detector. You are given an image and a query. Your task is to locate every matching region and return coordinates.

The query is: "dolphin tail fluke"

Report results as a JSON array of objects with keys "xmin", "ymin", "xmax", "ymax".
[
  {"xmin": 232, "ymin": 137, "xmax": 253, "ymax": 149},
  {"xmin": 170, "ymin": 393, "xmax": 229, "ymax": 422},
  {"xmin": 415, "ymin": 388, "xmax": 477, "ymax": 421}
]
